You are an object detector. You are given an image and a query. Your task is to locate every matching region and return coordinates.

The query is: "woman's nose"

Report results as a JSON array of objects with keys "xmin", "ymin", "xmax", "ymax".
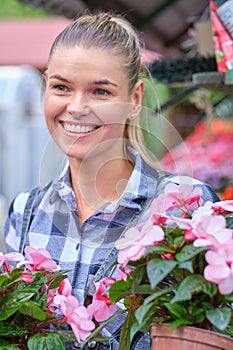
[{"xmin": 67, "ymin": 93, "xmax": 89, "ymax": 116}]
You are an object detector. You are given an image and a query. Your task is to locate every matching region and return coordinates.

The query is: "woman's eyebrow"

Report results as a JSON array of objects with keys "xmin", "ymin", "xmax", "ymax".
[
  {"xmin": 50, "ymin": 74, "xmax": 70, "ymax": 83},
  {"xmin": 92, "ymin": 79, "xmax": 118, "ymax": 87}
]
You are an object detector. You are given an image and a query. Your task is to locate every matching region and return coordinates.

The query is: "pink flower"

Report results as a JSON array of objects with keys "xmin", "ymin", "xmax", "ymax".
[
  {"xmin": 54, "ymin": 294, "xmax": 95, "ymax": 342},
  {"xmin": 149, "ymin": 194, "xmax": 173, "ymax": 225},
  {"xmin": 211, "ymin": 200, "xmax": 233, "ymax": 214},
  {"xmin": 164, "ymin": 183, "xmax": 203, "ymax": 212},
  {"xmin": 204, "ymin": 240, "xmax": 233, "ymax": 294},
  {"xmin": 192, "ymin": 215, "xmax": 233, "ymax": 248},
  {"xmin": 115, "ymin": 225, "xmax": 164, "ymax": 266},
  {"xmin": 21, "ymin": 273, "xmax": 34, "ymax": 283},
  {"xmin": 87, "ymin": 278, "xmax": 117, "ymax": 322},
  {"xmin": 47, "ymin": 288, "xmax": 57, "ymax": 313},
  {"xmin": 0, "ymin": 252, "xmax": 24, "ymax": 267},
  {"xmin": 22, "ymin": 246, "xmax": 58, "ymax": 271},
  {"xmin": 117, "ymin": 265, "xmax": 132, "ymax": 281},
  {"xmin": 58, "ymin": 279, "xmax": 72, "ymax": 297}
]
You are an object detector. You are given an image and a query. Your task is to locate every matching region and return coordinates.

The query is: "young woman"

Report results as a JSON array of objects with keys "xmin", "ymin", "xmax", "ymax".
[{"xmin": 4, "ymin": 12, "xmax": 219, "ymax": 349}]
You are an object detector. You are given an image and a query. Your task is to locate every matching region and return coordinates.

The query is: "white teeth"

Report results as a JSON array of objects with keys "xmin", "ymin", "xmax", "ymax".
[{"xmin": 63, "ymin": 123, "xmax": 97, "ymax": 134}]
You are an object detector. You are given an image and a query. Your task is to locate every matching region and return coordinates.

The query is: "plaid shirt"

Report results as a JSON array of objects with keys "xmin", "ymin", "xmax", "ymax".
[{"xmin": 4, "ymin": 149, "xmax": 219, "ymax": 349}]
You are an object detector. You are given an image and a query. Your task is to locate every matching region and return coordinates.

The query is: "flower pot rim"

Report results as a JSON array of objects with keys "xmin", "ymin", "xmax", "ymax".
[{"xmin": 151, "ymin": 324, "xmax": 233, "ymax": 348}]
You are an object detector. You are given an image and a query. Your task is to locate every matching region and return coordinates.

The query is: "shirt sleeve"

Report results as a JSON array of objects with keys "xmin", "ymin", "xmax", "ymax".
[{"xmin": 4, "ymin": 192, "xmax": 29, "ymax": 252}]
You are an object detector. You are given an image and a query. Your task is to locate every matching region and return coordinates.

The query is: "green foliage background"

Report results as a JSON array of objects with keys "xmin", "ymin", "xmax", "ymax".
[{"xmin": 0, "ymin": 0, "xmax": 51, "ymax": 18}]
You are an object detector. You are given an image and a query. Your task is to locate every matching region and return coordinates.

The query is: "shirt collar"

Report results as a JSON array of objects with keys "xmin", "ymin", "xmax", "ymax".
[{"xmin": 51, "ymin": 148, "xmax": 160, "ymax": 213}]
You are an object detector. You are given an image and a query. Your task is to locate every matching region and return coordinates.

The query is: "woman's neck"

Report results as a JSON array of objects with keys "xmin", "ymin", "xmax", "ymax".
[{"xmin": 69, "ymin": 155, "xmax": 134, "ymax": 225}]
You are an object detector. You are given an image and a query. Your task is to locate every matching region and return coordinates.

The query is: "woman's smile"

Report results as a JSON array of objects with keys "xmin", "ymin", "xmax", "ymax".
[{"xmin": 62, "ymin": 122, "xmax": 101, "ymax": 136}]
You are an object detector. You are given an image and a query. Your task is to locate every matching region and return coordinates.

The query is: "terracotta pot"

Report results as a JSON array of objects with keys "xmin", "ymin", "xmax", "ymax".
[{"xmin": 151, "ymin": 324, "xmax": 233, "ymax": 350}]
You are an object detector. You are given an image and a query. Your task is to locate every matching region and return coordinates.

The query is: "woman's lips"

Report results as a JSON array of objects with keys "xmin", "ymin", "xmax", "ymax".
[{"xmin": 62, "ymin": 122, "xmax": 101, "ymax": 135}]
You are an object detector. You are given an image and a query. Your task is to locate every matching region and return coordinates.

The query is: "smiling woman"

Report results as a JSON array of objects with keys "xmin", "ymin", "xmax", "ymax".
[{"xmin": 4, "ymin": 11, "xmax": 219, "ymax": 350}]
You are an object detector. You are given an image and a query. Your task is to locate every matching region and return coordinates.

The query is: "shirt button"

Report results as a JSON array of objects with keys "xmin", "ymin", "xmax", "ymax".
[
  {"xmin": 88, "ymin": 341, "xmax": 98, "ymax": 349},
  {"xmin": 72, "ymin": 341, "xmax": 81, "ymax": 349}
]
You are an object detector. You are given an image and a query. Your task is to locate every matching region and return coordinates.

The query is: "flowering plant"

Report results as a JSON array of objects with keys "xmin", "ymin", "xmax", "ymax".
[
  {"xmin": 78, "ymin": 182, "xmax": 233, "ymax": 350},
  {"xmin": 2, "ymin": 183, "xmax": 233, "ymax": 350},
  {"xmin": 0, "ymin": 246, "xmax": 95, "ymax": 349},
  {"xmin": 160, "ymin": 118, "xmax": 233, "ymax": 194}
]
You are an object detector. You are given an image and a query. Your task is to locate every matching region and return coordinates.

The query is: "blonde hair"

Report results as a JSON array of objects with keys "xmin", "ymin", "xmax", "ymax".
[{"xmin": 49, "ymin": 12, "xmax": 158, "ymax": 168}]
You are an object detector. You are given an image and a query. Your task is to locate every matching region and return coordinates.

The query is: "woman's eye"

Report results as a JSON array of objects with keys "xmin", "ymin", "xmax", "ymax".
[
  {"xmin": 54, "ymin": 85, "xmax": 68, "ymax": 92},
  {"xmin": 95, "ymin": 89, "xmax": 110, "ymax": 97}
]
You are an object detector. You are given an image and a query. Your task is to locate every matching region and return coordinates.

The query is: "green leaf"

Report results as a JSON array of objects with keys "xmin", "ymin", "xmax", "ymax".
[
  {"xmin": 202, "ymin": 281, "xmax": 218, "ymax": 297},
  {"xmin": 0, "ymin": 274, "xmax": 10, "ymax": 291},
  {"xmin": 206, "ymin": 307, "xmax": 231, "ymax": 331},
  {"xmin": 0, "ymin": 291, "xmax": 35, "ymax": 320},
  {"xmin": 130, "ymin": 284, "xmax": 155, "ymax": 295},
  {"xmin": 109, "ymin": 280, "xmax": 132, "ymax": 303},
  {"xmin": 170, "ymin": 318, "xmax": 192, "ymax": 329},
  {"xmin": 48, "ymin": 273, "xmax": 67, "ymax": 290},
  {"xmin": 131, "ymin": 265, "xmax": 146, "ymax": 290},
  {"xmin": 129, "ymin": 321, "xmax": 143, "ymax": 342},
  {"xmin": 174, "ymin": 235, "xmax": 184, "ymax": 246},
  {"xmin": 226, "ymin": 217, "xmax": 233, "ymax": 229},
  {"xmin": 163, "ymin": 302, "xmax": 187, "ymax": 319},
  {"xmin": 0, "ymin": 345, "xmax": 20, "ymax": 350},
  {"xmin": 118, "ymin": 311, "xmax": 134, "ymax": 350},
  {"xmin": 130, "ymin": 305, "xmax": 154, "ymax": 341},
  {"xmin": 171, "ymin": 275, "xmax": 205, "ymax": 303},
  {"xmin": 135, "ymin": 303, "xmax": 154, "ymax": 325},
  {"xmin": 146, "ymin": 244, "xmax": 172, "ymax": 255},
  {"xmin": 19, "ymin": 301, "xmax": 47, "ymax": 321},
  {"xmin": 147, "ymin": 259, "xmax": 177, "ymax": 289},
  {"xmin": 225, "ymin": 293, "xmax": 233, "ymax": 302},
  {"xmin": 177, "ymin": 261, "xmax": 193, "ymax": 273},
  {"xmin": 0, "ymin": 322, "xmax": 27, "ymax": 337},
  {"xmin": 220, "ymin": 324, "xmax": 233, "ymax": 337},
  {"xmin": 176, "ymin": 245, "xmax": 206, "ymax": 262},
  {"xmin": 27, "ymin": 332, "xmax": 66, "ymax": 350},
  {"xmin": 144, "ymin": 285, "xmax": 175, "ymax": 305}
]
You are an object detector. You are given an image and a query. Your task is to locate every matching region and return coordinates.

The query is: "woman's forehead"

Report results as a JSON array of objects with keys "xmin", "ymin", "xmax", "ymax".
[{"xmin": 48, "ymin": 46, "xmax": 127, "ymax": 77}]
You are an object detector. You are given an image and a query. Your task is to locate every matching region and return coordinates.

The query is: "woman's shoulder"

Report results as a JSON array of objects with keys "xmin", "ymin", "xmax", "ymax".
[
  {"xmin": 8, "ymin": 181, "xmax": 54, "ymax": 216},
  {"xmin": 158, "ymin": 173, "xmax": 220, "ymax": 202}
]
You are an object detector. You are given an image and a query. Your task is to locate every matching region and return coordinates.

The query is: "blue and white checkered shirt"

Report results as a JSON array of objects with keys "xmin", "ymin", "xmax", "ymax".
[{"xmin": 4, "ymin": 149, "xmax": 219, "ymax": 349}]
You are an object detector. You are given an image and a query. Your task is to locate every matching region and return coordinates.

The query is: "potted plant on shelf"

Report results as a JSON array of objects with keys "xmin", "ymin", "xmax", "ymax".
[{"xmin": 78, "ymin": 182, "xmax": 233, "ymax": 350}]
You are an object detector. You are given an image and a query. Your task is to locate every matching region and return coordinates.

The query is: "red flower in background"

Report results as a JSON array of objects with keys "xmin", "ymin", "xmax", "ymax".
[{"xmin": 160, "ymin": 118, "xmax": 233, "ymax": 198}]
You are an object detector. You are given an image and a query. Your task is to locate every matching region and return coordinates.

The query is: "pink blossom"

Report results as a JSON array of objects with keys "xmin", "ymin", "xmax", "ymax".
[
  {"xmin": 0, "ymin": 252, "xmax": 24, "ymax": 267},
  {"xmin": 192, "ymin": 215, "xmax": 233, "ymax": 248},
  {"xmin": 204, "ymin": 240, "xmax": 233, "ymax": 294},
  {"xmin": 47, "ymin": 288, "xmax": 57, "ymax": 313},
  {"xmin": 164, "ymin": 183, "xmax": 203, "ymax": 212},
  {"xmin": 172, "ymin": 203, "xmax": 216, "ymax": 242},
  {"xmin": 21, "ymin": 273, "xmax": 34, "ymax": 283},
  {"xmin": 22, "ymin": 246, "xmax": 58, "ymax": 271},
  {"xmin": 54, "ymin": 294, "xmax": 95, "ymax": 342},
  {"xmin": 211, "ymin": 200, "xmax": 233, "ymax": 214},
  {"xmin": 87, "ymin": 279, "xmax": 117, "ymax": 322},
  {"xmin": 117, "ymin": 265, "xmax": 132, "ymax": 281},
  {"xmin": 149, "ymin": 193, "xmax": 173, "ymax": 225},
  {"xmin": 115, "ymin": 225, "xmax": 164, "ymax": 266},
  {"xmin": 102, "ymin": 277, "xmax": 116, "ymax": 287},
  {"xmin": 58, "ymin": 279, "xmax": 72, "ymax": 297},
  {"xmin": 47, "ymin": 279, "xmax": 72, "ymax": 314}
]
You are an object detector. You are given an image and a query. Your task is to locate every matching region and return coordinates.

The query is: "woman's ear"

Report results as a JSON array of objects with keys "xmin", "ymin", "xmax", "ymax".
[
  {"xmin": 129, "ymin": 80, "xmax": 144, "ymax": 118},
  {"xmin": 43, "ymin": 70, "xmax": 48, "ymax": 83},
  {"xmin": 132, "ymin": 79, "xmax": 144, "ymax": 106}
]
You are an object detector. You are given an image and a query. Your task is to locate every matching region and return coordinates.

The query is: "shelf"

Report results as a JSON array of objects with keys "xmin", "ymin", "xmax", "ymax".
[{"xmin": 192, "ymin": 71, "xmax": 233, "ymax": 95}]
